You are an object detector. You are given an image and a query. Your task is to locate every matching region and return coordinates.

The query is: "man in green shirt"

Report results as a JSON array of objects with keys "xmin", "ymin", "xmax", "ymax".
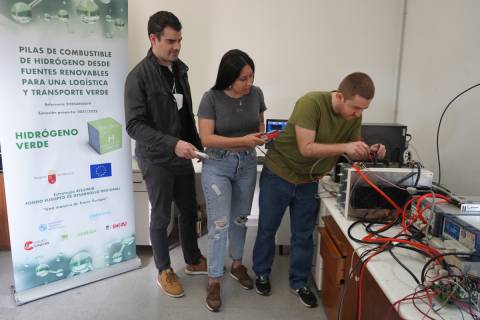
[{"xmin": 252, "ymin": 72, "xmax": 385, "ymax": 307}]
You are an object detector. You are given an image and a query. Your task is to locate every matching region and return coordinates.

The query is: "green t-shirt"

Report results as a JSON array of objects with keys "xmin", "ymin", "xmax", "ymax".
[{"xmin": 265, "ymin": 91, "xmax": 361, "ymax": 184}]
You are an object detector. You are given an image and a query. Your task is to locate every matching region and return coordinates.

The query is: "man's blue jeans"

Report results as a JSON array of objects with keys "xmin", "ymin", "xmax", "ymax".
[
  {"xmin": 201, "ymin": 148, "xmax": 257, "ymax": 278},
  {"xmin": 253, "ymin": 166, "xmax": 319, "ymax": 289}
]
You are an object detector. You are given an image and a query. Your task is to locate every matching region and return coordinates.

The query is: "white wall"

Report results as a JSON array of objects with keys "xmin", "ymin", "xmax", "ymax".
[
  {"xmin": 128, "ymin": 0, "xmax": 403, "ymax": 122},
  {"xmin": 128, "ymin": 1, "xmax": 479, "ymax": 194},
  {"xmin": 396, "ymin": 0, "xmax": 480, "ymax": 195}
]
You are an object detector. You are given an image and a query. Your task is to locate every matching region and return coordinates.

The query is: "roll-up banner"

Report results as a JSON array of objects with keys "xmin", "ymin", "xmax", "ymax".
[{"xmin": 0, "ymin": 0, "xmax": 141, "ymax": 304}]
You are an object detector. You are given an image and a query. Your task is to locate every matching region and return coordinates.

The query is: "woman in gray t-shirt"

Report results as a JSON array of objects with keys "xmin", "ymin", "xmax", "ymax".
[{"xmin": 197, "ymin": 49, "xmax": 266, "ymax": 312}]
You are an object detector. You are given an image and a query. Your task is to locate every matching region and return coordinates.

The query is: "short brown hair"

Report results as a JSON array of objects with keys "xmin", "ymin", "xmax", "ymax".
[
  {"xmin": 148, "ymin": 11, "xmax": 182, "ymax": 38},
  {"xmin": 338, "ymin": 72, "xmax": 375, "ymax": 100}
]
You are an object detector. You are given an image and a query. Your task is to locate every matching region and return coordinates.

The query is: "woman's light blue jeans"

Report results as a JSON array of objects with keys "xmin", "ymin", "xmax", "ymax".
[{"xmin": 201, "ymin": 148, "xmax": 257, "ymax": 278}]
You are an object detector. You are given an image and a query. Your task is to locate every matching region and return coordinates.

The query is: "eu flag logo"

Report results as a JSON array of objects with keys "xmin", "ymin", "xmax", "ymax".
[{"xmin": 90, "ymin": 163, "xmax": 112, "ymax": 179}]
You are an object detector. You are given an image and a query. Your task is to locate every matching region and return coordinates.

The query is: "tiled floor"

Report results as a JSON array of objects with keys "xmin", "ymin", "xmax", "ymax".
[{"xmin": 0, "ymin": 228, "xmax": 327, "ymax": 320}]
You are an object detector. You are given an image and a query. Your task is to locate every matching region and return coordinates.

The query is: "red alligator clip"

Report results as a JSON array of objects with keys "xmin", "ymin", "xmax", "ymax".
[{"xmin": 256, "ymin": 130, "xmax": 281, "ymax": 140}]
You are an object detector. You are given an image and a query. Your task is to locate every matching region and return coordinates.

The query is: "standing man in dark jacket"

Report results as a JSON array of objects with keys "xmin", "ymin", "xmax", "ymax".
[{"xmin": 124, "ymin": 11, "xmax": 206, "ymax": 298}]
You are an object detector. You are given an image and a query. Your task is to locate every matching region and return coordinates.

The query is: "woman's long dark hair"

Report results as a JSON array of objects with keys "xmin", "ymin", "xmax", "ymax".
[{"xmin": 212, "ymin": 49, "xmax": 255, "ymax": 90}]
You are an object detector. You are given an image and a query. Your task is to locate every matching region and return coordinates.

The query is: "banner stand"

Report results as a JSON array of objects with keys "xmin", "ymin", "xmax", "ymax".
[
  {"xmin": 13, "ymin": 257, "xmax": 141, "ymax": 305},
  {"xmin": 1, "ymin": 0, "xmax": 139, "ymax": 301}
]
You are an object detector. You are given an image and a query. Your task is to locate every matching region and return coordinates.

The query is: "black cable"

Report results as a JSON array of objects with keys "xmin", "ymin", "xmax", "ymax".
[
  {"xmin": 340, "ymin": 247, "xmax": 382, "ymax": 319},
  {"xmin": 364, "ymin": 218, "xmax": 401, "ymax": 236},
  {"xmin": 344, "ymin": 186, "xmax": 480, "ymax": 316},
  {"xmin": 396, "ymin": 171, "xmax": 417, "ymax": 185},
  {"xmin": 381, "ymin": 242, "xmax": 432, "ymax": 288},
  {"xmin": 392, "ymin": 243, "xmax": 432, "ymax": 258},
  {"xmin": 388, "ymin": 249, "xmax": 420, "ymax": 285},
  {"xmin": 420, "ymin": 252, "xmax": 480, "ymax": 284},
  {"xmin": 411, "ymin": 285, "xmax": 437, "ymax": 320},
  {"xmin": 347, "ymin": 216, "xmax": 403, "ymax": 245},
  {"xmin": 350, "ymin": 242, "xmax": 429, "ymax": 319},
  {"xmin": 432, "ymin": 275, "xmax": 469, "ymax": 315},
  {"xmin": 406, "ymin": 133, "xmax": 412, "ymax": 143},
  {"xmin": 336, "ymin": 246, "xmax": 380, "ymax": 320},
  {"xmin": 344, "ymin": 222, "xmax": 424, "ymax": 318},
  {"xmin": 346, "ymin": 207, "xmax": 480, "ymax": 317},
  {"xmin": 395, "ymin": 160, "xmax": 421, "ymax": 187},
  {"xmin": 343, "ymin": 220, "xmax": 476, "ymax": 318},
  {"xmin": 414, "ymin": 161, "xmax": 421, "ymax": 187},
  {"xmin": 348, "ymin": 247, "xmax": 383, "ymax": 281},
  {"xmin": 354, "ymin": 245, "xmax": 391, "ymax": 320},
  {"xmin": 346, "ymin": 218, "xmax": 434, "ymax": 287},
  {"xmin": 436, "ymin": 82, "xmax": 480, "ymax": 184},
  {"xmin": 452, "ymin": 295, "xmax": 479, "ymax": 320},
  {"xmin": 454, "ymin": 302, "xmax": 466, "ymax": 320},
  {"xmin": 347, "ymin": 220, "xmax": 386, "ymax": 245}
]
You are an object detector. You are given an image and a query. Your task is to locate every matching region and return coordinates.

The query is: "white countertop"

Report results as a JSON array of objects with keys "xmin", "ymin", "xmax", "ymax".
[{"xmin": 322, "ymin": 197, "xmax": 473, "ymax": 320}]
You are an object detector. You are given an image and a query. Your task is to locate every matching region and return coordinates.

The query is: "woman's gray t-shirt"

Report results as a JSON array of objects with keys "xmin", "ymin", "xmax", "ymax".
[{"xmin": 197, "ymin": 86, "xmax": 267, "ymax": 137}]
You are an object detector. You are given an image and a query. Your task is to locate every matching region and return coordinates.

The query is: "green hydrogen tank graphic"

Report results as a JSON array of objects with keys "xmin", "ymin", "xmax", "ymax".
[
  {"xmin": 87, "ymin": 117, "xmax": 122, "ymax": 154},
  {"xmin": 69, "ymin": 251, "xmax": 93, "ymax": 275},
  {"xmin": 35, "ymin": 263, "xmax": 50, "ymax": 277},
  {"xmin": 77, "ymin": 0, "xmax": 100, "ymax": 24},
  {"xmin": 114, "ymin": 18, "xmax": 125, "ymax": 29},
  {"xmin": 57, "ymin": 9, "xmax": 69, "ymax": 22},
  {"xmin": 11, "ymin": 2, "xmax": 33, "ymax": 24}
]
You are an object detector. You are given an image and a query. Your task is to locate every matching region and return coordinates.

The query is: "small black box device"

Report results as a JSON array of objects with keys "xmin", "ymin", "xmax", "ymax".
[{"xmin": 360, "ymin": 123, "xmax": 407, "ymax": 164}]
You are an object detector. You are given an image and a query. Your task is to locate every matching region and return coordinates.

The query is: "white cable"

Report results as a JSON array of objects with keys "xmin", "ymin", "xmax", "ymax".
[
  {"xmin": 354, "ymin": 163, "xmax": 409, "ymax": 191},
  {"xmin": 309, "ymin": 157, "xmax": 324, "ymax": 181}
]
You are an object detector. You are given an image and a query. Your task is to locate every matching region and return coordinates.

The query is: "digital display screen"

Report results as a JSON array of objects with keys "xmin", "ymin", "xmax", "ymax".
[
  {"xmin": 266, "ymin": 119, "xmax": 287, "ymax": 132},
  {"xmin": 265, "ymin": 119, "xmax": 287, "ymax": 149},
  {"xmin": 444, "ymin": 220, "xmax": 461, "ymax": 240}
]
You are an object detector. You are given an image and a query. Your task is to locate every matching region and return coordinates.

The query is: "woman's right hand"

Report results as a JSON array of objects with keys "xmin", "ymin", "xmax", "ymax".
[{"xmin": 243, "ymin": 133, "xmax": 265, "ymax": 148}]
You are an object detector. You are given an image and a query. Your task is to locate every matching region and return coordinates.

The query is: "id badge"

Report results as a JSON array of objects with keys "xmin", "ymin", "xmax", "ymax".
[{"xmin": 173, "ymin": 93, "xmax": 183, "ymax": 110}]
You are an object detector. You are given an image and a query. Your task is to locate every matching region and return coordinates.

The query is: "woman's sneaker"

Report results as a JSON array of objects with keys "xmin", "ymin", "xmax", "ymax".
[
  {"xmin": 290, "ymin": 286, "xmax": 317, "ymax": 307},
  {"xmin": 255, "ymin": 275, "xmax": 271, "ymax": 296},
  {"xmin": 230, "ymin": 264, "xmax": 253, "ymax": 290},
  {"xmin": 206, "ymin": 282, "xmax": 221, "ymax": 312}
]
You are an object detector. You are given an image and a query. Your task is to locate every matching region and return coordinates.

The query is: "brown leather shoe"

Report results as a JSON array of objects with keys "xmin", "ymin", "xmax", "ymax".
[
  {"xmin": 206, "ymin": 282, "xmax": 221, "ymax": 312},
  {"xmin": 157, "ymin": 268, "xmax": 184, "ymax": 298},
  {"xmin": 185, "ymin": 255, "xmax": 207, "ymax": 275},
  {"xmin": 230, "ymin": 264, "xmax": 253, "ymax": 290}
]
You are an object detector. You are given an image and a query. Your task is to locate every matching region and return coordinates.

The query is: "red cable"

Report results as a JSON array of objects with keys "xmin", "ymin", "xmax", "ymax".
[
  {"xmin": 348, "ymin": 163, "xmax": 448, "ymax": 319},
  {"xmin": 387, "ymin": 288, "xmax": 437, "ymax": 319},
  {"xmin": 357, "ymin": 244, "xmax": 388, "ymax": 319},
  {"xmin": 401, "ymin": 197, "xmax": 416, "ymax": 231},
  {"xmin": 361, "ymin": 236, "xmax": 441, "ymax": 257},
  {"xmin": 415, "ymin": 193, "xmax": 450, "ymax": 223},
  {"xmin": 351, "ymin": 163, "xmax": 403, "ymax": 212}
]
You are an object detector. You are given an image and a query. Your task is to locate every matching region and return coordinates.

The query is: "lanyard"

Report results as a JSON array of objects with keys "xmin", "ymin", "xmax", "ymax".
[
  {"xmin": 168, "ymin": 65, "xmax": 177, "ymax": 94},
  {"xmin": 172, "ymin": 78, "xmax": 177, "ymax": 94}
]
